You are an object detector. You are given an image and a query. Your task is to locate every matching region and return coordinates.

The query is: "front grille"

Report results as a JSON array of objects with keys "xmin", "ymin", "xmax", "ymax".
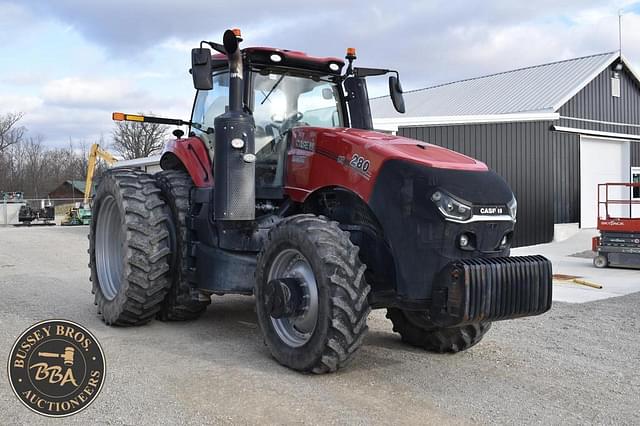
[{"xmin": 431, "ymin": 255, "xmax": 552, "ymax": 326}]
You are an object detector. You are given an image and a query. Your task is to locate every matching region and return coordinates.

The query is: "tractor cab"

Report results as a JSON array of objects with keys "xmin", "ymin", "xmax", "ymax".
[{"xmin": 191, "ymin": 52, "xmax": 348, "ymax": 192}]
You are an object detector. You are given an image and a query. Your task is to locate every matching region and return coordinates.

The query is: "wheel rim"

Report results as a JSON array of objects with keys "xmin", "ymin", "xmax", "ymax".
[
  {"xmin": 95, "ymin": 195, "xmax": 124, "ymax": 300},
  {"xmin": 267, "ymin": 248, "xmax": 318, "ymax": 348}
]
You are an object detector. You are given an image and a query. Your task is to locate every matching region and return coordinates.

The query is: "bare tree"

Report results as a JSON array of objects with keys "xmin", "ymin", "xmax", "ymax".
[
  {"xmin": 0, "ymin": 112, "xmax": 26, "ymax": 152},
  {"xmin": 0, "ymin": 136, "xmax": 95, "ymax": 198},
  {"xmin": 111, "ymin": 114, "xmax": 168, "ymax": 159},
  {"xmin": 23, "ymin": 136, "xmax": 46, "ymax": 198}
]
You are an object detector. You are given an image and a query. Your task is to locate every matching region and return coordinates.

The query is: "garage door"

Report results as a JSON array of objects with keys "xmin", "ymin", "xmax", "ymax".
[{"xmin": 580, "ymin": 136, "xmax": 630, "ymax": 228}]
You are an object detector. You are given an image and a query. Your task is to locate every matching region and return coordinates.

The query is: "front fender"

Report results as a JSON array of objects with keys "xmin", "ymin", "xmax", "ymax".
[{"xmin": 161, "ymin": 137, "xmax": 213, "ymax": 187}]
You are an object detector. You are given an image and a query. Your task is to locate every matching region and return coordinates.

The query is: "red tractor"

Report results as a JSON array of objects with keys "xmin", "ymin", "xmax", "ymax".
[{"xmin": 89, "ymin": 29, "xmax": 552, "ymax": 373}]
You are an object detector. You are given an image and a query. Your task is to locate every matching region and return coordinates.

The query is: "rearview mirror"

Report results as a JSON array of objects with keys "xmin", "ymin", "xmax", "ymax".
[
  {"xmin": 191, "ymin": 48, "xmax": 213, "ymax": 90},
  {"xmin": 389, "ymin": 76, "xmax": 405, "ymax": 114}
]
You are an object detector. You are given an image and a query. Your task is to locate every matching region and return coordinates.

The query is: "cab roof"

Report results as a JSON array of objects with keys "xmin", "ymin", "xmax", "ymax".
[{"xmin": 212, "ymin": 47, "xmax": 345, "ymax": 76}]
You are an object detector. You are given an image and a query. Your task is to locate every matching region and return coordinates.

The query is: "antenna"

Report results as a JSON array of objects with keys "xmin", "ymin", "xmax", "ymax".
[{"xmin": 618, "ymin": 9, "xmax": 623, "ymax": 54}]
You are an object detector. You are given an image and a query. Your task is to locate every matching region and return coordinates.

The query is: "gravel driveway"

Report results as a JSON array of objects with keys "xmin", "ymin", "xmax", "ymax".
[{"xmin": 1, "ymin": 226, "xmax": 639, "ymax": 425}]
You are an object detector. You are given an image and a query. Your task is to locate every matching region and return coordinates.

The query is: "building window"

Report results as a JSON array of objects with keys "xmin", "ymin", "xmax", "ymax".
[{"xmin": 611, "ymin": 77, "xmax": 621, "ymax": 97}]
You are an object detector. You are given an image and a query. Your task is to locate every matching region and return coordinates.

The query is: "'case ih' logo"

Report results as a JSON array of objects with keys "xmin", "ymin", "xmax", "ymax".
[
  {"xmin": 472, "ymin": 206, "xmax": 506, "ymax": 216},
  {"xmin": 295, "ymin": 139, "xmax": 316, "ymax": 152},
  {"xmin": 7, "ymin": 319, "xmax": 106, "ymax": 417}
]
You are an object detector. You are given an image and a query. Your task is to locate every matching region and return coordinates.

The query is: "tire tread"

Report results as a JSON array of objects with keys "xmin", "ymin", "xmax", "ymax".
[
  {"xmin": 386, "ymin": 308, "xmax": 491, "ymax": 353},
  {"xmin": 89, "ymin": 168, "xmax": 172, "ymax": 326}
]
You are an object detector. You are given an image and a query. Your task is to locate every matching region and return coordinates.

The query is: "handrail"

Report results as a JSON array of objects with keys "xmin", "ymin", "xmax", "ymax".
[{"xmin": 597, "ymin": 182, "xmax": 640, "ymax": 220}]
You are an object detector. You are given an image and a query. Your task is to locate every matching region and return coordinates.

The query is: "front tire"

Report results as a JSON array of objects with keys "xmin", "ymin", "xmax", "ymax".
[
  {"xmin": 386, "ymin": 308, "xmax": 491, "ymax": 353},
  {"xmin": 89, "ymin": 169, "xmax": 171, "ymax": 325},
  {"xmin": 255, "ymin": 215, "xmax": 371, "ymax": 374}
]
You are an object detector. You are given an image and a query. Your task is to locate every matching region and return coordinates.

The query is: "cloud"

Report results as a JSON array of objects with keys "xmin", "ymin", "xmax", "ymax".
[
  {"xmin": 2, "ymin": 0, "xmax": 640, "ymax": 147},
  {"xmin": 11, "ymin": 2, "xmax": 640, "ymax": 84},
  {"xmin": 0, "ymin": 2, "xmax": 38, "ymax": 43},
  {"xmin": 0, "ymin": 74, "xmax": 193, "ymax": 148},
  {"xmin": 0, "ymin": 94, "xmax": 44, "ymax": 114},
  {"xmin": 41, "ymin": 77, "xmax": 142, "ymax": 109}
]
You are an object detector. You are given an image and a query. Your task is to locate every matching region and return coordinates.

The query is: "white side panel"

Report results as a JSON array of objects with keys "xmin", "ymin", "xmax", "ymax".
[
  {"xmin": 579, "ymin": 136, "xmax": 630, "ymax": 228},
  {"xmin": 0, "ymin": 203, "xmax": 25, "ymax": 225}
]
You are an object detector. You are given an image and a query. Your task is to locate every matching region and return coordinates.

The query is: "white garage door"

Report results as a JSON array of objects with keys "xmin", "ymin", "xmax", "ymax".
[{"xmin": 580, "ymin": 136, "xmax": 630, "ymax": 228}]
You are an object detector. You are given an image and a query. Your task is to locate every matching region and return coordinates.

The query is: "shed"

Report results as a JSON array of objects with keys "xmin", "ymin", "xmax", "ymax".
[
  {"xmin": 47, "ymin": 180, "xmax": 91, "ymax": 201},
  {"xmin": 371, "ymin": 52, "xmax": 640, "ymax": 247}
]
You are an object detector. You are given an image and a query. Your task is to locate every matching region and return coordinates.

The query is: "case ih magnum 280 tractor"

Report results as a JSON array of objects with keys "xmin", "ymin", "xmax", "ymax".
[{"xmin": 89, "ymin": 29, "xmax": 552, "ymax": 373}]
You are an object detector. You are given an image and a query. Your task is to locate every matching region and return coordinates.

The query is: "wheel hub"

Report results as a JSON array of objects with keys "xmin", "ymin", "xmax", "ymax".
[
  {"xmin": 264, "ymin": 278, "xmax": 305, "ymax": 318},
  {"xmin": 267, "ymin": 249, "xmax": 318, "ymax": 348}
]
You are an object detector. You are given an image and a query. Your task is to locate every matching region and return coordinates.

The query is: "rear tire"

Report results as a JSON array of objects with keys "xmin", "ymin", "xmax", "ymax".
[
  {"xmin": 386, "ymin": 308, "xmax": 491, "ymax": 353},
  {"xmin": 255, "ymin": 214, "xmax": 371, "ymax": 373},
  {"xmin": 154, "ymin": 170, "xmax": 210, "ymax": 321},
  {"xmin": 89, "ymin": 169, "xmax": 171, "ymax": 326}
]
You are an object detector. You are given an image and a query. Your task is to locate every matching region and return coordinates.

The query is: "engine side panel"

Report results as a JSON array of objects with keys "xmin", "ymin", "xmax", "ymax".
[{"xmin": 161, "ymin": 137, "xmax": 213, "ymax": 187}]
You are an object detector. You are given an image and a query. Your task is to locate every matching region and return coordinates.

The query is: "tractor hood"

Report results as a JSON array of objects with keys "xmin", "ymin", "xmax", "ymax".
[
  {"xmin": 286, "ymin": 126, "xmax": 498, "ymax": 204},
  {"xmin": 330, "ymin": 128, "xmax": 487, "ymax": 172}
]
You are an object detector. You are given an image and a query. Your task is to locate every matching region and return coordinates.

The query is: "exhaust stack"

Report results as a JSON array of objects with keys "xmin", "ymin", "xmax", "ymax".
[{"xmin": 213, "ymin": 29, "xmax": 256, "ymax": 221}]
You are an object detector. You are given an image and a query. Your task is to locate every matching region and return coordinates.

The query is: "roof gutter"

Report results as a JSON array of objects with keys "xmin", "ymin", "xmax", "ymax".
[
  {"xmin": 552, "ymin": 125, "xmax": 640, "ymax": 140},
  {"xmin": 373, "ymin": 112, "xmax": 560, "ymax": 132}
]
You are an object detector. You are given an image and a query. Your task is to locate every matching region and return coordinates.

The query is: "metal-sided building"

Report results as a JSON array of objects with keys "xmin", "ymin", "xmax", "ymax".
[{"xmin": 371, "ymin": 52, "xmax": 640, "ymax": 247}]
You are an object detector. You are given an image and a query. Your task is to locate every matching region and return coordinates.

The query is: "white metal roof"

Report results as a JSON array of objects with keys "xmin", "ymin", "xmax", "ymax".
[{"xmin": 371, "ymin": 51, "xmax": 621, "ymax": 121}]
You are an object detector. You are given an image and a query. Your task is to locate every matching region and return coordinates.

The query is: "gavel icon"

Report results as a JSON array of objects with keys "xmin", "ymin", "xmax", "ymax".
[{"xmin": 38, "ymin": 347, "xmax": 75, "ymax": 366}]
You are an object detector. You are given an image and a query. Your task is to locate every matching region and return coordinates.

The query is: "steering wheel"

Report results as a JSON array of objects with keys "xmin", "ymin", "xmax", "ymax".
[{"xmin": 279, "ymin": 112, "xmax": 304, "ymax": 134}]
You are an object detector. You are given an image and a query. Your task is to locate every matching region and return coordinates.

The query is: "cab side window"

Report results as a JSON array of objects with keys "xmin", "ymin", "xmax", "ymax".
[
  {"xmin": 191, "ymin": 71, "xmax": 229, "ymax": 151},
  {"xmin": 297, "ymin": 83, "xmax": 341, "ymax": 127}
]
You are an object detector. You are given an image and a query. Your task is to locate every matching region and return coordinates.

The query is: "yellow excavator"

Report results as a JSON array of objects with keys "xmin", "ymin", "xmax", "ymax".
[{"xmin": 62, "ymin": 144, "xmax": 118, "ymax": 226}]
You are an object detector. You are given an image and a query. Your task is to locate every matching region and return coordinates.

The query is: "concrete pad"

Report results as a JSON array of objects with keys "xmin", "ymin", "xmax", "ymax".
[{"xmin": 513, "ymin": 229, "xmax": 640, "ymax": 303}]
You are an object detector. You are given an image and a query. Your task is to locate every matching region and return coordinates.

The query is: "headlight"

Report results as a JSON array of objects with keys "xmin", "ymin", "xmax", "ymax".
[
  {"xmin": 431, "ymin": 191, "xmax": 472, "ymax": 221},
  {"xmin": 508, "ymin": 197, "xmax": 517, "ymax": 221}
]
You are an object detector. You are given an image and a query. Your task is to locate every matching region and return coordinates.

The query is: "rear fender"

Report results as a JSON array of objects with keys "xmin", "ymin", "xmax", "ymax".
[{"xmin": 160, "ymin": 137, "xmax": 213, "ymax": 187}]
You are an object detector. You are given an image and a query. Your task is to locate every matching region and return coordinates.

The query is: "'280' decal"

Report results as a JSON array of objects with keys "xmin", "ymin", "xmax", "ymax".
[{"xmin": 350, "ymin": 154, "xmax": 370, "ymax": 173}]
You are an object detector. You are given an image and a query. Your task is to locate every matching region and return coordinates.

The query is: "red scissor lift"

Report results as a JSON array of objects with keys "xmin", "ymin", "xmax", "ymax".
[{"xmin": 592, "ymin": 182, "xmax": 640, "ymax": 268}]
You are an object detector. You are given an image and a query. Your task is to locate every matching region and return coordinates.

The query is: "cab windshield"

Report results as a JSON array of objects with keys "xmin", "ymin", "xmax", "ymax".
[
  {"xmin": 252, "ymin": 71, "xmax": 343, "ymax": 131},
  {"xmin": 191, "ymin": 70, "xmax": 343, "ymax": 149},
  {"xmin": 191, "ymin": 69, "xmax": 344, "ymax": 190}
]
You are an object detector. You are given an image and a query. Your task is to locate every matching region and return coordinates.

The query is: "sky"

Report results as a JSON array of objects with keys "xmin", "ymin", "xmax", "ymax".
[{"xmin": 1, "ymin": 0, "xmax": 639, "ymax": 148}]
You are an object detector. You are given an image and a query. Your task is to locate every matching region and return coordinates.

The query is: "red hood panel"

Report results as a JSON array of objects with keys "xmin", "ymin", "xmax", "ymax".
[
  {"xmin": 335, "ymin": 128, "xmax": 487, "ymax": 171},
  {"xmin": 285, "ymin": 126, "xmax": 489, "ymax": 203}
]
